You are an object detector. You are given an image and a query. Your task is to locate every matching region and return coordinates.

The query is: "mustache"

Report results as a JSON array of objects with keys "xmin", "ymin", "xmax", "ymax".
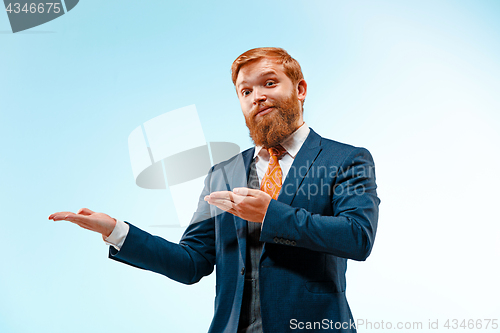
[{"xmin": 250, "ymin": 102, "xmax": 275, "ymax": 117}]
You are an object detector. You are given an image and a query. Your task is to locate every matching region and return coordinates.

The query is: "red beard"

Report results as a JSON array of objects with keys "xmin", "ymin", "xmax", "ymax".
[{"xmin": 245, "ymin": 91, "xmax": 302, "ymax": 148}]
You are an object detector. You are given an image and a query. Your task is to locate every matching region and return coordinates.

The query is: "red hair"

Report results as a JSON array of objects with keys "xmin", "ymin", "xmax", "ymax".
[{"xmin": 231, "ymin": 47, "xmax": 304, "ymax": 87}]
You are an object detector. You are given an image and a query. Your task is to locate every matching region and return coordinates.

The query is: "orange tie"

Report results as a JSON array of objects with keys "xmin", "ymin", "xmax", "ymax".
[{"xmin": 260, "ymin": 145, "xmax": 287, "ymax": 200}]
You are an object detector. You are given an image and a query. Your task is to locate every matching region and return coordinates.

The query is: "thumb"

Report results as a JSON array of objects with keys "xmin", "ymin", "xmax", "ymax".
[
  {"xmin": 233, "ymin": 187, "xmax": 249, "ymax": 196},
  {"xmin": 77, "ymin": 208, "xmax": 95, "ymax": 216}
]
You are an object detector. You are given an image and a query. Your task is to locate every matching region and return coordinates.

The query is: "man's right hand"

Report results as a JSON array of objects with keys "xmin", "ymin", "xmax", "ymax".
[{"xmin": 48, "ymin": 208, "xmax": 117, "ymax": 238}]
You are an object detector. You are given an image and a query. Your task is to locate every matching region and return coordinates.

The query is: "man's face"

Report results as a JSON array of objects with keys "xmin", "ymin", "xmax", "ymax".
[{"xmin": 235, "ymin": 58, "xmax": 307, "ymax": 148}]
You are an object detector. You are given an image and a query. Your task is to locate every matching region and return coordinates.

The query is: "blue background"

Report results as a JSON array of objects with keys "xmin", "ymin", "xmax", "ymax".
[{"xmin": 1, "ymin": 1, "xmax": 499, "ymax": 332}]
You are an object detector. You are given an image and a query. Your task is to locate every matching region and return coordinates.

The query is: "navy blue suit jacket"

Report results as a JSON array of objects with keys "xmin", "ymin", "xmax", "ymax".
[{"xmin": 109, "ymin": 128, "xmax": 380, "ymax": 332}]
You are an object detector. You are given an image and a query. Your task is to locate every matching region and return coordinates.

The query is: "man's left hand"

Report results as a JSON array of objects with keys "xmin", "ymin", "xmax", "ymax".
[{"xmin": 204, "ymin": 187, "xmax": 272, "ymax": 223}]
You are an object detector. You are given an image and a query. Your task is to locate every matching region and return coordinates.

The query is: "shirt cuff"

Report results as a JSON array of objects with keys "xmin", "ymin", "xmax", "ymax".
[{"xmin": 103, "ymin": 219, "xmax": 129, "ymax": 251}]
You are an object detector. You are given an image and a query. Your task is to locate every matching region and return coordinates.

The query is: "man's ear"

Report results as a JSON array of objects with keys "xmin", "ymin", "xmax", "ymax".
[{"xmin": 297, "ymin": 79, "xmax": 307, "ymax": 102}]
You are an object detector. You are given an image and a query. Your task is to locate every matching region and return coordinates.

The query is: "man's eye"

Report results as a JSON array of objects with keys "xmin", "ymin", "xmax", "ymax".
[
  {"xmin": 242, "ymin": 90, "xmax": 251, "ymax": 96},
  {"xmin": 265, "ymin": 81, "xmax": 275, "ymax": 87}
]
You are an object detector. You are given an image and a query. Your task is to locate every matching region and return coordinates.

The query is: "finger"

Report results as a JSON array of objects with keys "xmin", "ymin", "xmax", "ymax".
[
  {"xmin": 206, "ymin": 198, "xmax": 235, "ymax": 211},
  {"xmin": 229, "ymin": 192, "xmax": 247, "ymax": 205},
  {"xmin": 206, "ymin": 201, "xmax": 239, "ymax": 217},
  {"xmin": 208, "ymin": 191, "xmax": 233, "ymax": 201},
  {"xmin": 206, "ymin": 200, "xmax": 230, "ymax": 211},
  {"xmin": 206, "ymin": 197, "xmax": 239, "ymax": 213},
  {"xmin": 64, "ymin": 213, "xmax": 91, "ymax": 224},
  {"xmin": 77, "ymin": 208, "xmax": 95, "ymax": 216},
  {"xmin": 205, "ymin": 199, "xmax": 227, "ymax": 210},
  {"xmin": 49, "ymin": 211, "xmax": 74, "ymax": 220},
  {"xmin": 64, "ymin": 214, "xmax": 99, "ymax": 231},
  {"xmin": 49, "ymin": 212, "xmax": 63, "ymax": 220},
  {"xmin": 233, "ymin": 187, "xmax": 261, "ymax": 197}
]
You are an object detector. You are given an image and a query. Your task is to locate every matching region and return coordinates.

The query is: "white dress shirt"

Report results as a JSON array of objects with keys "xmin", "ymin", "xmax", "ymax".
[{"xmin": 105, "ymin": 123, "xmax": 311, "ymax": 251}]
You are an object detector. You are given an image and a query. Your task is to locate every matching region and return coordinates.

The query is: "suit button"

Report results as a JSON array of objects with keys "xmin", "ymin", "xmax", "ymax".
[
  {"xmin": 279, "ymin": 238, "xmax": 285, "ymax": 244},
  {"xmin": 241, "ymin": 267, "xmax": 245, "ymax": 275},
  {"xmin": 273, "ymin": 237, "xmax": 279, "ymax": 243},
  {"xmin": 291, "ymin": 241, "xmax": 296, "ymax": 246},
  {"xmin": 285, "ymin": 240, "xmax": 291, "ymax": 245}
]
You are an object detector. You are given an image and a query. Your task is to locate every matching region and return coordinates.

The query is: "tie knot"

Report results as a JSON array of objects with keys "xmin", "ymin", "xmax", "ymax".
[{"xmin": 267, "ymin": 145, "xmax": 286, "ymax": 157}]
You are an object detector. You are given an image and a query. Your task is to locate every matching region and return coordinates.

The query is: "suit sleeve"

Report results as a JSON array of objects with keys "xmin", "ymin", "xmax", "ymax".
[
  {"xmin": 260, "ymin": 147, "xmax": 380, "ymax": 261},
  {"xmin": 108, "ymin": 168, "xmax": 216, "ymax": 285}
]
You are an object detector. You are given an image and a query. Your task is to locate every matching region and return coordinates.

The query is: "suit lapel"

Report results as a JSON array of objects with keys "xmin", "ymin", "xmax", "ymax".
[
  {"xmin": 278, "ymin": 128, "xmax": 323, "ymax": 206},
  {"xmin": 229, "ymin": 147, "xmax": 255, "ymax": 265}
]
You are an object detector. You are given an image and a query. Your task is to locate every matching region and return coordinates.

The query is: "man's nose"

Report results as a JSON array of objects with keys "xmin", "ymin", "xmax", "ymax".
[{"xmin": 252, "ymin": 88, "xmax": 267, "ymax": 104}]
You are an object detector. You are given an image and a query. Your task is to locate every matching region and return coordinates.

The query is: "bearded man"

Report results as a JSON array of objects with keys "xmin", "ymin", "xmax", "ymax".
[{"xmin": 50, "ymin": 47, "xmax": 380, "ymax": 333}]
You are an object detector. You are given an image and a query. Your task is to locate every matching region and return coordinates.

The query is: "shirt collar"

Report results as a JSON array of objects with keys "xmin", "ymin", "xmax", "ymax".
[{"xmin": 254, "ymin": 122, "xmax": 310, "ymax": 159}]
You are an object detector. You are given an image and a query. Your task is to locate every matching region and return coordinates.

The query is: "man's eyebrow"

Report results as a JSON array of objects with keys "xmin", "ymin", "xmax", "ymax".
[
  {"xmin": 237, "ymin": 70, "xmax": 278, "ymax": 89},
  {"xmin": 259, "ymin": 70, "xmax": 278, "ymax": 77}
]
